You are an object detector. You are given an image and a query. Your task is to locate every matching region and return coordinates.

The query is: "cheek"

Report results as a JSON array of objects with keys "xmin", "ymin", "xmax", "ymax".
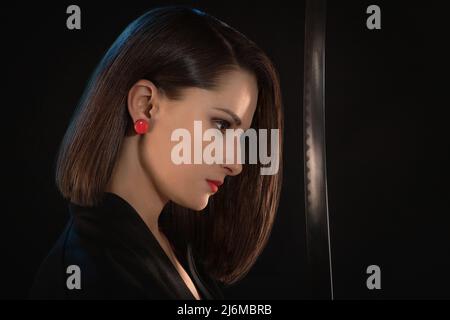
[
  {"xmin": 158, "ymin": 164, "xmax": 211, "ymax": 211},
  {"xmin": 140, "ymin": 131, "xmax": 211, "ymax": 211},
  {"xmin": 170, "ymin": 164, "xmax": 211, "ymax": 210},
  {"xmin": 140, "ymin": 130, "xmax": 178, "ymax": 188}
]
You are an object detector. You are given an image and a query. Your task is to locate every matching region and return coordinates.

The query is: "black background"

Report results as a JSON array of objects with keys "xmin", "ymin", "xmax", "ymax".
[{"xmin": 1, "ymin": 1, "xmax": 448, "ymax": 299}]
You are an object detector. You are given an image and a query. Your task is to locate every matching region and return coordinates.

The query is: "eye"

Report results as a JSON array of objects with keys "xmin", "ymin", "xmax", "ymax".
[{"xmin": 212, "ymin": 119, "xmax": 231, "ymax": 132}]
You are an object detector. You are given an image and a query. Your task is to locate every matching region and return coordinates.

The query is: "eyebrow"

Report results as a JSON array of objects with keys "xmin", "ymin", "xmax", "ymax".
[{"xmin": 212, "ymin": 107, "xmax": 242, "ymax": 126}]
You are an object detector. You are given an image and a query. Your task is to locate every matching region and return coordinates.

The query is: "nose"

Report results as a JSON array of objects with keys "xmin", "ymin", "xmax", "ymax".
[{"xmin": 221, "ymin": 131, "xmax": 244, "ymax": 176}]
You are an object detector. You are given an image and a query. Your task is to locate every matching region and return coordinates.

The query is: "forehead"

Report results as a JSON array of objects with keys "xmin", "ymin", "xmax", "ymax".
[
  {"xmin": 176, "ymin": 69, "xmax": 258, "ymax": 128},
  {"xmin": 211, "ymin": 69, "xmax": 258, "ymax": 124}
]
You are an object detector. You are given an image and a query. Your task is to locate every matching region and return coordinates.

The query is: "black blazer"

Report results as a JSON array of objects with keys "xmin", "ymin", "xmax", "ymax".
[{"xmin": 30, "ymin": 192, "xmax": 224, "ymax": 300}]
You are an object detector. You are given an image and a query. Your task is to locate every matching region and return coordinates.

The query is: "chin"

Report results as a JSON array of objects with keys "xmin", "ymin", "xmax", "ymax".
[
  {"xmin": 176, "ymin": 194, "xmax": 210, "ymax": 211},
  {"xmin": 189, "ymin": 195, "xmax": 210, "ymax": 211},
  {"xmin": 190, "ymin": 199, "xmax": 209, "ymax": 211}
]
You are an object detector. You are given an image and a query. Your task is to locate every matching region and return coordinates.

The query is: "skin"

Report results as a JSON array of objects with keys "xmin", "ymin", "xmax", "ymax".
[{"xmin": 105, "ymin": 68, "xmax": 258, "ymax": 300}]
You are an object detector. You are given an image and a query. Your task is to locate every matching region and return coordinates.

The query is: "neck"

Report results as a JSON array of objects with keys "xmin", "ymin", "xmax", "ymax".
[{"xmin": 105, "ymin": 134, "xmax": 168, "ymax": 237}]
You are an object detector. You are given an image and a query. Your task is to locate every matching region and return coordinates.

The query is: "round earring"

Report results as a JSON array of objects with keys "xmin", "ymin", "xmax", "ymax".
[{"xmin": 134, "ymin": 119, "xmax": 149, "ymax": 135}]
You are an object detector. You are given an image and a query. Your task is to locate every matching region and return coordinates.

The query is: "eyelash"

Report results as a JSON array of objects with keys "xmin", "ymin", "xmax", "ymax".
[{"xmin": 212, "ymin": 119, "xmax": 232, "ymax": 132}]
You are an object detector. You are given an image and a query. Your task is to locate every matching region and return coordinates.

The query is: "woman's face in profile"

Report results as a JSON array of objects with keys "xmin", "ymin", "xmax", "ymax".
[{"xmin": 136, "ymin": 69, "xmax": 258, "ymax": 210}]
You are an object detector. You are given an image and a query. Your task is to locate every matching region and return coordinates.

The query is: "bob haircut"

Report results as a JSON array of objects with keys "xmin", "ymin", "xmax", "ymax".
[{"xmin": 55, "ymin": 5, "xmax": 283, "ymax": 285}]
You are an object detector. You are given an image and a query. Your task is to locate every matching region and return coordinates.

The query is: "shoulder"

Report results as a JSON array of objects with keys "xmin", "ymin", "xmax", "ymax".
[{"xmin": 29, "ymin": 217, "xmax": 146, "ymax": 299}]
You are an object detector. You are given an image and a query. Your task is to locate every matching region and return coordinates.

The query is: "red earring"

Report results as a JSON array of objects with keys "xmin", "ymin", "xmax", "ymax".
[{"xmin": 134, "ymin": 119, "xmax": 149, "ymax": 135}]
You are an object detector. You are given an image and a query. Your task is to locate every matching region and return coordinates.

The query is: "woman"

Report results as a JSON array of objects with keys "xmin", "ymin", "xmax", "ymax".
[{"xmin": 30, "ymin": 5, "xmax": 283, "ymax": 300}]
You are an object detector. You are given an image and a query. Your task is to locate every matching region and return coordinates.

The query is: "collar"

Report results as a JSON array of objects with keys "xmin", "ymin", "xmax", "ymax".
[{"xmin": 68, "ymin": 192, "xmax": 218, "ymax": 299}]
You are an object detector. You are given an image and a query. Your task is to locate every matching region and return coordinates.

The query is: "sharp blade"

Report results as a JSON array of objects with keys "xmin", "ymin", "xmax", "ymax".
[{"xmin": 303, "ymin": 0, "xmax": 334, "ymax": 299}]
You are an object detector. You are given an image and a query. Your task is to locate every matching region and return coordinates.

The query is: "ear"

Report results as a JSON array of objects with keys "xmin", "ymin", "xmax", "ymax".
[{"xmin": 127, "ymin": 79, "xmax": 161, "ymax": 124}]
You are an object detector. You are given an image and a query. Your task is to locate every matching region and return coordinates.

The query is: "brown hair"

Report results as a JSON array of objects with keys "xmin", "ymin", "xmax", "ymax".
[{"xmin": 55, "ymin": 5, "xmax": 283, "ymax": 285}]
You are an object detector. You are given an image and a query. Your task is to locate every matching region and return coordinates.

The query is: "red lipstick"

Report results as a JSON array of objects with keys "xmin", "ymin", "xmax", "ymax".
[{"xmin": 206, "ymin": 180, "xmax": 222, "ymax": 193}]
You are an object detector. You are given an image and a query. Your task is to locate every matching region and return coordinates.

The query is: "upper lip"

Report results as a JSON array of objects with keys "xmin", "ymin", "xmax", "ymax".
[{"xmin": 206, "ymin": 179, "xmax": 223, "ymax": 187}]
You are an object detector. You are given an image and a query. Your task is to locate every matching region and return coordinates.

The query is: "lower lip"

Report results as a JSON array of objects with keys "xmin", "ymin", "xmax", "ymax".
[{"xmin": 206, "ymin": 180, "xmax": 219, "ymax": 193}]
